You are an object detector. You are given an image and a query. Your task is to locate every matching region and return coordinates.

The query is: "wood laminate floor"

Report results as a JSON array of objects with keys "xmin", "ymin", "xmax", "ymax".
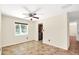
[{"xmin": 2, "ymin": 37, "xmax": 79, "ymax": 55}]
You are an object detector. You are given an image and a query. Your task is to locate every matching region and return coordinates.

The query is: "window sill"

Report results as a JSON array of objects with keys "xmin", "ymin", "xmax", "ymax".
[{"xmin": 15, "ymin": 33, "xmax": 28, "ymax": 36}]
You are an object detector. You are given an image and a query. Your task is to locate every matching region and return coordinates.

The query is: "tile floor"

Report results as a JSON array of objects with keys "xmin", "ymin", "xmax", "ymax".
[{"xmin": 2, "ymin": 37, "xmax": 79, "ymax": 55}]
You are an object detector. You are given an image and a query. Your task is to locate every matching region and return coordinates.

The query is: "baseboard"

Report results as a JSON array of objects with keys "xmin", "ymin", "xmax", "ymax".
[
  {"xmin": 43, "ymin": 41, "xmax": 68, "ymax": 50},
  {"xmin": 2, "ymin": 40, "xmax": 35, "ymax": 48}
]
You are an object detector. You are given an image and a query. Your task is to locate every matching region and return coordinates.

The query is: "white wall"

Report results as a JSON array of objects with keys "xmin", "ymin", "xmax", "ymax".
[
  {"xmin": 28, "ymin": 21, "xmax": 38, "ymax": 41},
  {"xmin": 77, "ymin": 22, "xmax": 79, "ymax": 41},
  {"xmin": 69, "ymin": 22, "xmax": 77, "ymax": 36},
  {"xmin": 37, "ymin": 13, "xmax": 69, "ymax": 50},
  {"xmin": 2, "ymin": 15, "xmax": 36, "ymax": 47}
]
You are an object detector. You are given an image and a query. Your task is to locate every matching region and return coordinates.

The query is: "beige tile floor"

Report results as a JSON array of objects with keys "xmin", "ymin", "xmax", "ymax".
[{"xmin": 2, "ymin": 40, "xmax": 79, "ymax": 55}]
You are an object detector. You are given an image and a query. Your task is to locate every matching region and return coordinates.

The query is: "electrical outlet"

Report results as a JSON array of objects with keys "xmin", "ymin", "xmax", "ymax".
[
  {"xmin": 48, "ymin": 39, "xmax": 50, "ymax": 42},
  {"xmin": 26, "ymin": 37, "xmax": 28, "ymax": 40}
]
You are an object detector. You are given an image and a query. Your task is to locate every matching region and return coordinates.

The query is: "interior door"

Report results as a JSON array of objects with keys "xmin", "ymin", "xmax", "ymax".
[{"xmin": 38, "ymin": 24, "xmax": 43, "ymax": 41}]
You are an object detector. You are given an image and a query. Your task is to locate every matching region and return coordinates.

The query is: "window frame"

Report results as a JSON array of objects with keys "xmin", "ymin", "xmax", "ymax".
[{"xmin": 15, "ymin": 22, "xmax": 28, "ymax": 36}]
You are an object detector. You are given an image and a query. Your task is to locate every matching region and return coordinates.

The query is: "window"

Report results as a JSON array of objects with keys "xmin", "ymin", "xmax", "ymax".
[
  {"xmin": 15, "ymin": 22, "xmax": 28, "ymax": 36},
  {"xmin": 16, "ymin": 24, "xmax": 20, "ymax": 34}
]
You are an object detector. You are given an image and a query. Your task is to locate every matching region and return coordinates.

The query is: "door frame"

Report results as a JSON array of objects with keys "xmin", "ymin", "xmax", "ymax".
[{"xmin": 38, "ymin": 23, "xmax": 43, "ymax": 41}]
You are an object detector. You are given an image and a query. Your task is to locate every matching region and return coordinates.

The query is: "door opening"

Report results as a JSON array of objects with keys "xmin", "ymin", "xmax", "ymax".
[
  {"xmin": 69, "ymin": 22, "xmax": 79, "ymax": 49},
  {"xmin": 38, "ymin": 24, "xmax": 43, "ymax": 42}
]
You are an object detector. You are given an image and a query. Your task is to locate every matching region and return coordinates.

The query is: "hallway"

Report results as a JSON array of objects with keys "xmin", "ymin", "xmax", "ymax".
[{"xmin": 69, "ymin": 36, "xmax": 79, "ymax": 54}]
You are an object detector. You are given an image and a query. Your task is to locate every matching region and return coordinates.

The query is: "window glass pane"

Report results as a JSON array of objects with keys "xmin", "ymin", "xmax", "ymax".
[
  {"xmin": 16, "ymin": 24, "xmax": 20, "ymax": 34},
  {"xmin": 15, "ymin": 22, "xmax": 28, "ymax": 35},
  {"xmin": 21, "ymin": 24, "xmax": 27, "ymax": 33}
]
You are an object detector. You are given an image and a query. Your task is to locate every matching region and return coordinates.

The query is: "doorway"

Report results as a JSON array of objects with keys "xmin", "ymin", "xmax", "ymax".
[
  {"xmin": 69, "ymin": 22, "xmax": 77, "ymax": 45},
  {"xmin": 68, "ymin": 11, "xmax": 79, "ymax": 53},
  {"xmin": 68, "ymin": 22, "xmax": 79, "ymax": 52},
  {"xmin": 38, "ymin": 24, "xmax": 43, "ymax": 41}
]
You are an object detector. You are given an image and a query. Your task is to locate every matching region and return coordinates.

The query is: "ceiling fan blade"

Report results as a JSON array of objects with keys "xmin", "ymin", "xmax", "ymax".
[
  {"xmin": 33, "ymin": 16, "xmax": 39, "ymax": 19},
  {"xmin": 33, "ymin": 8, "xmax": 41, "ymax": 13},
  {"xmin": 23, "ymin": 7, "xmax": 31, "ymax": 12}
]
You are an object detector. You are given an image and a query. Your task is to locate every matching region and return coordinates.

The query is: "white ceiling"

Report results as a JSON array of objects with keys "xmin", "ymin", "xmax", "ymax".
[{"xmin": 1, "ymin": 4, "xmax": 79, "ymax": 21}]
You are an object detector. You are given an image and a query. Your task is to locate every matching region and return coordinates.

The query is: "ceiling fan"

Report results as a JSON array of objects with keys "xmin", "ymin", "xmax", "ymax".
[{"xmin": 23, "ymin": 7, "xmax": 41, "ymax": 21}]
